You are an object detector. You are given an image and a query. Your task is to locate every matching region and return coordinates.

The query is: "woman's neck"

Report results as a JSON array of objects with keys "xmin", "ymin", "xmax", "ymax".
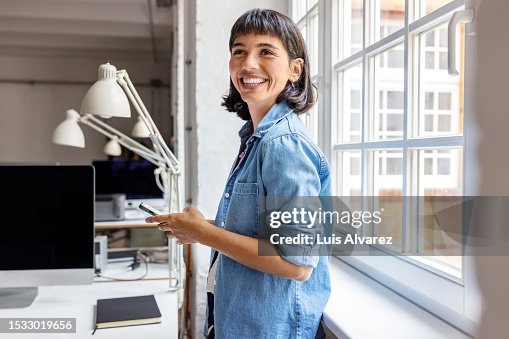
[{"xmin": 248, "ymin": 101, "xmax": 274, "ymax": 131}]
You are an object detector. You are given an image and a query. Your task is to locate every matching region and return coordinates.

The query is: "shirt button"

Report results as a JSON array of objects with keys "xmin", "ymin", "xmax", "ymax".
[
  {"xmin": 224, "ymin": 192, "xmax": 230, "ymax": 198},
  {"xmin": 221, "ymin": 221, "xmax": 225, "ymax": 227}
]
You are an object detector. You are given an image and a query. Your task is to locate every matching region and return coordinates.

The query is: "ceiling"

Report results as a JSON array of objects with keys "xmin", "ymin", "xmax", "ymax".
[{"xmin": 0, "ymin": 0, "xmax": 174, "ymax": 61}]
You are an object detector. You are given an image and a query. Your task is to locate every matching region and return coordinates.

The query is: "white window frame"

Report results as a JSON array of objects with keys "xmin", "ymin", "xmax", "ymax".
[
  {"xmin": 296, "ymin": 1, "xmax": 320, "ymax": 143},
  {"xmin": 291, "ymin": 0, "xmax": 482, "ymax": 335}
]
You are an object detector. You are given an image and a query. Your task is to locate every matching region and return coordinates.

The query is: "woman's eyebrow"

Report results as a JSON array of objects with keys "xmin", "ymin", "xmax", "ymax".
[
  {"xmin": 256, "ymin": 43, "xmax": 279, "ymax": 50},
  {"xmin": 231, "ymin": 42, "xmax": 280, "ymax": 50}
]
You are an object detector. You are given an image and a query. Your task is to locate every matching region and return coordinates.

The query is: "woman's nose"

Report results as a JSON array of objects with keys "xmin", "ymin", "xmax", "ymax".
[{"xmin": 241, "ymin": 53, "xmax": 258, "ymax": 70}]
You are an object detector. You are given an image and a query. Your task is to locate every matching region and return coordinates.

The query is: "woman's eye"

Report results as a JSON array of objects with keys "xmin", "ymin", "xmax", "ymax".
[
  {"xmin": 232, "ymin": 50, "xmax": 245, "ymax": 56},
  {"xmin": 261, "ymin": 49, "xmax": 274, "ymax": 56}
]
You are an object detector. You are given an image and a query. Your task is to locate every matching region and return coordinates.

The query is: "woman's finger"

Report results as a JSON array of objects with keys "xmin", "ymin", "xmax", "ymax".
[
  {"xmin": 145, "ymin": 214, "xmax": 173, "ymax": 224},
  {"xmin": 158, "ymin": 223, "xmax": 172, "ymax": 231},
  {"xmin": 172, "ymin": 235, "xmax": 196, "ymax": 245}
]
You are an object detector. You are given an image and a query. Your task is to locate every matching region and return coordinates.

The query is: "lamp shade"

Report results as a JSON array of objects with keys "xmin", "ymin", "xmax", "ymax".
[
  {"xmin": 103, "ymin": 137, "xmax": 122, "ymax": 156},
  {"xmin": 80, "ymin": 63, "xmax": 131, "ymax": 119},
  {"xmin": 131, "ymin": 117, "xmax": 151, "ymax": 138},
  {"xmin": 52, "ymin": 109, "xmax": 85, "ymax": 148}
]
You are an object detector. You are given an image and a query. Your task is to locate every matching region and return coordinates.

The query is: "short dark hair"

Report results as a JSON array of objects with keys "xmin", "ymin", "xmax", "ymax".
[{"xmin": 222, "ymin": 8, "xmax": 316, "ymax": 120}]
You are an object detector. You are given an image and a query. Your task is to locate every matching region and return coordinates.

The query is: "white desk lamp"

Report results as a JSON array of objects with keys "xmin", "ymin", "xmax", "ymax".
[{"xmin": 52, "ymin": 63, "xmax": 184, "ymax": 292}]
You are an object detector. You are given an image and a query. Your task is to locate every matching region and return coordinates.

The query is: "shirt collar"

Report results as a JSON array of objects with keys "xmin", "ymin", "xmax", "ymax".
[
  {"xmin": 238, "ymin": 120, "xmax": 254, "ymax": 146},
  {"xmin": 238, "ymin": 101, "xmax": 294, "ymax": 143}
]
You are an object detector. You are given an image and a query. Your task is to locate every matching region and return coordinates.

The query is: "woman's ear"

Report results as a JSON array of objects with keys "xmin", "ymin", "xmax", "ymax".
[{"xmin": 289, "ymin": 58, "xmax": 304, "ymax": 83}]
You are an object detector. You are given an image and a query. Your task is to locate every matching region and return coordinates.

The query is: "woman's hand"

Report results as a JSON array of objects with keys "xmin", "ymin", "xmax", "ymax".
[
  {"xmin": 146, "ymin": 206, "xmax": 313, "ymax": 281},
  {"xmin": 145, "ymin": 206, "xmax": 212, "ymax": 244}
]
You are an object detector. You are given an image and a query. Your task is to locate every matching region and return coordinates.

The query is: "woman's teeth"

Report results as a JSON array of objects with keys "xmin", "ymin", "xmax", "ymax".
[{"xmin": 242, "ymin": 77, "xmax": 266, "ymax": 84}]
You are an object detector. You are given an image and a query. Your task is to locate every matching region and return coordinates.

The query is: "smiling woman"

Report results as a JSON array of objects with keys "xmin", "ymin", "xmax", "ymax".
[{"xmin": 145, "ymin": 8, "xmax": 331, "ymax": 339}]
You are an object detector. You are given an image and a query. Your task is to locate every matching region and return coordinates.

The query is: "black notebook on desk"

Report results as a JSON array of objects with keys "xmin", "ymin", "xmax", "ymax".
[{"xmin": 95, "ymin": 295, "xmax": 162, "ymax": 330}]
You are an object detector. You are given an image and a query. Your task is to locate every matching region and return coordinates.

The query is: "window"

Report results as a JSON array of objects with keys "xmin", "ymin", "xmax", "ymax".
[
  {"xmin": 291, "ymin": 0, "xmax": 479, "ymax": 334},
  {"xmin": 295, "ymin": 0, "xmax": 320, "ymax": 143}
]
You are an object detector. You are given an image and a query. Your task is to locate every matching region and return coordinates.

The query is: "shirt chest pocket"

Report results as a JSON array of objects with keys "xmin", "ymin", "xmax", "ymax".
[{"xmin": 225, "ymin": 182, "xmax": 259, "ymax": 237}]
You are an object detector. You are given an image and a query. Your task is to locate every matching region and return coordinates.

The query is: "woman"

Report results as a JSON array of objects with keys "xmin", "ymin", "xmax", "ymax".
[{"xmin": 146, "ymin": 9, "xmax": 331, "ymax": 339}]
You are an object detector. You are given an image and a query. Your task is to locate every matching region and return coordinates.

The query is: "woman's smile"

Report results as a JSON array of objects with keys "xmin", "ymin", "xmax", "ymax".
[{"xmin": 241, "ymin": 76, "xmax": 268, "ymax": 88}]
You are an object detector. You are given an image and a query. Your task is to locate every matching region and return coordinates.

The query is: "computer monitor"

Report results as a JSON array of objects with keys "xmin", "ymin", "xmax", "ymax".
[
  {"xmin": 93, "ymin": 159, "xmax": 163, "ymax": 199},
  {"xmin": 0, "ymin": 165, "xmax": 95, "ymax": 308}
]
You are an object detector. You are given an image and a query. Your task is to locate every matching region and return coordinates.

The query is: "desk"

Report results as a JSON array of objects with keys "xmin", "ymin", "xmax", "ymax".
[
  {"xmin": 95, "ymin": 220, "xmax": 158, "ymax": 230},
  {"xmin": 0, "ymin": 264, "xmax": 178, "ymax": 339},
  {"xmin": 95, "ymin": 219, "xmax": 166, "ymax": 250}
]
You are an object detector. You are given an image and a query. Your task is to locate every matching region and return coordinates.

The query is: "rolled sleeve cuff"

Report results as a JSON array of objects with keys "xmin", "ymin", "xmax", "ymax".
[{"xmin": 279, "ymin": 245, "xmax": 320, "ymax": 268}]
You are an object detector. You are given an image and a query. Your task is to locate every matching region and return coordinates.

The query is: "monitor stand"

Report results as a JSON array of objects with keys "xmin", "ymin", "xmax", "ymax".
[{"xmin": 0, "ymin": 287, "xmax": 38, "ymax": 308}]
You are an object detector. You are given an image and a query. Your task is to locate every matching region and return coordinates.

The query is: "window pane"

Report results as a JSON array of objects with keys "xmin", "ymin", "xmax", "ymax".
[
  {"xmin": 439, "ymin": 51, "xmax": 448, "ymax": 69},
  {"xmin": 425, "ymin": 31, "xmax": 435, "ymax": 46},
  {"xmin": 437, "ymin": 114, "xmax": 451, "ymax": 131},
  {"xmin": 373, "ymin": 150, "xmax": 403, "ymax": 188},
  {"xmin": 417, "ymin": 23, "xmax": 463, "ymax": 137},
  {"xmin": 438, "ymin": 92, "xmax": 451, "ymax": 110},
  {"xmin": 439, "ymin": 28, "xmax": 448, "ymax": 47},
  {"xmin": 352, "ymin": 24, "xmax": 362, "ymax": 45},
  {"xmin": 419, "ymin": 0, "xmax": 457, "ymax": 17},
  {"xmin": 376, "ymin": 0, "xmax": 405, "ymax": 43},
  {"xmin": 292, "ymin": 0, "xmax": 307, "ymax": 21},
  {"xmin": 424, "ymin": 158, "xmax": 433, "ymax": 174},
  {"xmin": 336, "ymin": 151, "xmax": 362, "ymax": 196},
  {"xmin": 371, "ymin": 45, "xmax": 404, "ymax": 141},
  {"xmin": 337, "ymin": 63, "xmax": 363, "ymax": 143},
  {"xmin": 386, "ymin": 157, "xmax": 403, "ymax": 174},
  {"xmin": 415, "ymin": 148, "xmax": 463, "ymax": 273},
  {"xmin": 351, "ymin": 90, "xmax": 361, "ymax": 109},
  {"xmin": 371, "ymin": 150, "xmax": 403, "ymax": 250},
  {"xmin": 424, "ymin": 114, "xmax": 434, "ymax": 131},
  {"xmin": 350, "ymin": 157, "xmax": 360, "ymax": 176},
  {"xmin": 307, "ymin": 0, "xmax": 318, "ymax": 9},
  {"xmin": 387, "ymin": 113, "xmax": 403, "ymax": 131},
  {"xmin": 336, "ymin": 152, "xmax": 362, "ymax": 236},
  {"xmin": 437, "ymin": 158, "xmax": 450, "ymax": 175},
  {"xmin": 309, "ymin": 12, "xmax": 319, "ymax": 76},
  {"xmin": 425, "ymin": 92, "xmax": 434, "ymax": 109},
  {"xmin": 351, "ymin": 113, "xmax": 361, "ymax": 131},
  {"xmin": 300, "ymin": 98, "xmax": 319, "ymax": 144},
  {"xmin": 388, "ymin": 49, "xmax": 404, "ymax": 68},
  {"xmin": 387, "ymin": 91, "xmax": 404, "ymax": 109},
  {"xmin": 338, "ymin": 0, "xmax": 363, "ymax": 59},
  {"xmin": 425, "ymin": 51, "xmax": 435, "ymax": 69}
]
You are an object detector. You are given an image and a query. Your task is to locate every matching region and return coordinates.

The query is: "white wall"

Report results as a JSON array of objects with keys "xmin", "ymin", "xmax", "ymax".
[
  {"xmin": 0, "ymin": 54, "xmax": 171, "ymax": 165},
  {"xmin": 181, "ymin": 1, "xmax": 287, "ymax": 337},
  {"xmin": 471, "ymin": 0, "xmax": 509, "ymax": 337}
]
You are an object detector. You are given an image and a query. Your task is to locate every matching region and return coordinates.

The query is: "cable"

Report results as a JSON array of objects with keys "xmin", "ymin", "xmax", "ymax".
[
  {"xmin": 154, "ymin": 167, "xmax": 167, "ymax": 194},
  {"xmin": 95, "ymin": 252, "xmax": 149, "ymax": 281}
]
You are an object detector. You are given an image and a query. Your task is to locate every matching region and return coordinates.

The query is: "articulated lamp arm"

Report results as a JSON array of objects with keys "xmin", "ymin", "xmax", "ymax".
[
  {"xmin": 79, "ymin": 114, "xmax": 165, "ymax": 167},
  {"xmin": 116, "ymin": 70, "xmax": 180, "ymax": 176}
]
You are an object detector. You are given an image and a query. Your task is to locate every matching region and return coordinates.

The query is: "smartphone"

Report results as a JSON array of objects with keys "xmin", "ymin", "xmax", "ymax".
[{"xmin": 138, "ymin": 202, "xmax": 162, "ymax": 216}]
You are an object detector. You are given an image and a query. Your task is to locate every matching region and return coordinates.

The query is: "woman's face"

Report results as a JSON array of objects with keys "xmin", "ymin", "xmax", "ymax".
[{"xmin": 229, "ymin": 33, "xmax": 302, "ymax": 114}]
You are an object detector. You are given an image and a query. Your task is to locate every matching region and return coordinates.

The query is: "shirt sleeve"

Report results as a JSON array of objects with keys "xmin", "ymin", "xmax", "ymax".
[{"xmin": 261, "ymin": 133, "xmax": 325, "ymax": 268}]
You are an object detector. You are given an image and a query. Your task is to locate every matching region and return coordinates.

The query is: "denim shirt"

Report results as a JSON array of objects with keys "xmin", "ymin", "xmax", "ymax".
[{"xmin": 208, "ymin": 101, "xmax": 331, "ymax": 339}]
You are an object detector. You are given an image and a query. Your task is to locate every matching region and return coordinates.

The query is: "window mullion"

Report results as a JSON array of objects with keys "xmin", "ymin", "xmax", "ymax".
[
  {"xmin": 361, "ymin": 0, "xmax": 369, "ymax": 202},
  {"xmin": 408, "ymin": 0, "xmax": 464, "ymax": 34},
  {"xmin": 320, "ymin": 0, "xmax": 332, "ymax": 161}
]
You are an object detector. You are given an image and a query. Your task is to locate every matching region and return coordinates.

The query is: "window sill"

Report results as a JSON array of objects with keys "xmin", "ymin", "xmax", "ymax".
[{"xmin": 323, "ymin": 257, "xmax": 470, "ymax": 339}]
